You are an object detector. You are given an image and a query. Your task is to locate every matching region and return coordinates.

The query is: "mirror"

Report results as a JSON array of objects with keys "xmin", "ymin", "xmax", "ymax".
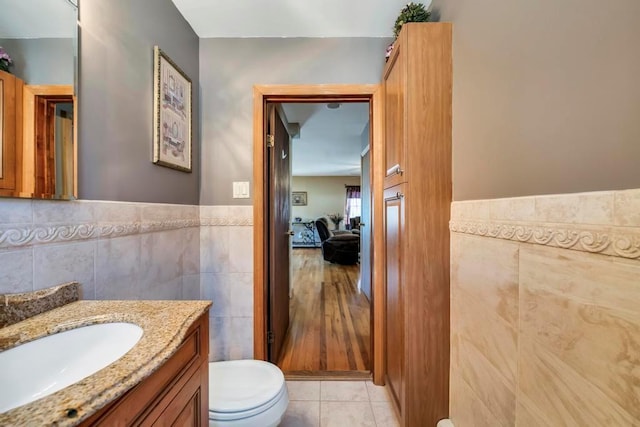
[{"xmin": 0, "ymin": 0, "xmax": 77, "ymax": 200}]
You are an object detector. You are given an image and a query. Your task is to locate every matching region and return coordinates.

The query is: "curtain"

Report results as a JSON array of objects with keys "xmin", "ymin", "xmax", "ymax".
[{"xmin": 345, "ymin": 185, "xmax": 361, "ymax": 228}]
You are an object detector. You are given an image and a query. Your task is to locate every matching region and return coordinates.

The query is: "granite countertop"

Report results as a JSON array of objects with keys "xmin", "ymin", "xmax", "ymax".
[{"xmin": 0, "ymin": 300, "xmax": 211, "ymax": 426}]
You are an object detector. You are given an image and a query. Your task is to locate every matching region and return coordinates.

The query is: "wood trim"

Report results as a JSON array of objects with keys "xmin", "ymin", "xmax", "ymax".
[
  {"xmin": 22, "ymin": 85, "xmax": 74, "ymax": 198},
  {"xmin": 253, "ymin": 84, "xmax": 385, "ymax": 385},
  {"xmin": 371, "ymin": 86, "xmax": 385, "ymax": 385}
]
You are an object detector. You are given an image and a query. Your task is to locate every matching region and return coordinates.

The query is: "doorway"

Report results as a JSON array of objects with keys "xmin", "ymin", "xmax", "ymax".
[{"xmin": 252, "ymin": 84, "xmax": 385, "ymax": 384}]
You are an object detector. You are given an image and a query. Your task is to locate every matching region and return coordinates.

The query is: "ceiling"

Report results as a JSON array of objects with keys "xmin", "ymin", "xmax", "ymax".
[
  {"xmin": 281, "ymin": 103, "xmax": 369, "ymax": 177},
  {"xmin": 172, "ymin": 0, "xmax": 431, "ymax": 38},
  {"xmin": 0, "ymin": 0, "xmax": 76, "ymax": 39}
]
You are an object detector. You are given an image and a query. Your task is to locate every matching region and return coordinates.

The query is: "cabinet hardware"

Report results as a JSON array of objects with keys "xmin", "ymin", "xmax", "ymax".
[{"xmin": 386, "ymin": 164, "xmax": 404, "ymax": 176}]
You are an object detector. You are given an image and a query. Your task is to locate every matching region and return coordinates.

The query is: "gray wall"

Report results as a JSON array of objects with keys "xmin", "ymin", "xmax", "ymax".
[
  {"xmin": 199, "ymin": 38, "xmax": 391, "ymax": 205},
  {"xmin": 78, "ymin": 0, "xmax": 199, "ymax": 204},
  {"xmin": 0, "ymin": 38, "xmax": 73, "ymax": 85},
  {"xmin": 431, "ymin": 0, "xmax": 640, "ymax": 200}
]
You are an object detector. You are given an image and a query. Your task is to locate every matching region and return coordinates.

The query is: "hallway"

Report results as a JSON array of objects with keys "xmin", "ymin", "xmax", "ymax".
[{"xmin": 278, "ymin": 249, "xmax": 370, "ymax": 374}]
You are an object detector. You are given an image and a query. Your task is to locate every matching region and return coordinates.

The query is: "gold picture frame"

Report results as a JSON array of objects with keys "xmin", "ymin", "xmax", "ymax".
[
  {"xmin": 292, "ymin": 191, "xmax": 307, "ymax": 206},
  {"xmin": 153, "ymin": 46, "xmax": 192, "ymax": 172}
]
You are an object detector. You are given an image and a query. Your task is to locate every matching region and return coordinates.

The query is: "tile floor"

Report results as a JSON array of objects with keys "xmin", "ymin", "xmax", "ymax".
[{"xmin": 281, "ymin": 380, "xmax": 399, "ymax": 427}]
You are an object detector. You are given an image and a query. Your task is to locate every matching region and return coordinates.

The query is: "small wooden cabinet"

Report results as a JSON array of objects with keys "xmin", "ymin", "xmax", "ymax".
[
  {"xmin": 382, "ymin": 23, "xmax": 452, "ymax": 426},
  {"xmin": 0, "ymin": 70, "xmax": 24, "ymax": 196},
  {"xmin": 81, "ymin": 311, "xmax": 210, "ymax": 426}
]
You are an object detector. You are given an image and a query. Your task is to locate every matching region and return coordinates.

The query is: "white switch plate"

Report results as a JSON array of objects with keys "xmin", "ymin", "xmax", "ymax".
[{"xmin": 233, "ymin": 181, "xmax": 250, "ymax": 198}]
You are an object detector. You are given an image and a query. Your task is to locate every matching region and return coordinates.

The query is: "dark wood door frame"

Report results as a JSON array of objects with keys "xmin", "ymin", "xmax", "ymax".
[{"xmin": 252, "ymin": 84, "xmax": 386, "ymax": 384}]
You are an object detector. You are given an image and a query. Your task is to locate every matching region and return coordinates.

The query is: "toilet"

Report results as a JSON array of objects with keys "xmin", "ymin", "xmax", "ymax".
[{"xmin": 208, "ymin": 360, "xmax": 289, "ymax": 427}]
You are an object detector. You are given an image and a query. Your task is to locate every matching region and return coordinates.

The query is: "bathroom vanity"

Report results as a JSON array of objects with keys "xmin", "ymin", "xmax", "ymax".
[{"xmin": 0, "ymin": 300, "xmax": 211, "ymax": 426}]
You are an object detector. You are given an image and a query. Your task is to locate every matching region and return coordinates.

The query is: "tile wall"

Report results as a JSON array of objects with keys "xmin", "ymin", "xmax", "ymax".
[
  {"xmin": 449, "ymin": 189, "xmax": 640, "ymax": 426},
  {"xmin": 199, "ymin": 206, "xmax": 254, "ymax": 361}
]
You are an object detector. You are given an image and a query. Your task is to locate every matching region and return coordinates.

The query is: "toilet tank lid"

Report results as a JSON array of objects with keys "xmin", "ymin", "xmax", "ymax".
[{"xmin": 209, "ymin": 360, "xmax": 285, "ymax": 413}]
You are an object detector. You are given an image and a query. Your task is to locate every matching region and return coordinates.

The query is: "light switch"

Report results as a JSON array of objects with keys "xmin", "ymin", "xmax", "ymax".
[{"xmin": 233, "ymin": 181, "xmax": 250, "ymax": 199}]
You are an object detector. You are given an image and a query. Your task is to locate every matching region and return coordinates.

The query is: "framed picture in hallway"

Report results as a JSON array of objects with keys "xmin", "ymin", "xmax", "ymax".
[
  {"xmin": 291, "ymin": 191, "xmax": 307, "ymax": 206},
  {"xmin": 153, "ymin": 46, "xmax": 192, "ymax": 172}
]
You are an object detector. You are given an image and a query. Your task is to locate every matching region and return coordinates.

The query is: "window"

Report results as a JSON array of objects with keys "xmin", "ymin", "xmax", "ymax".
[{"xmin": 345, "ymin": 185, "xmax": 361, "ymax": 228}]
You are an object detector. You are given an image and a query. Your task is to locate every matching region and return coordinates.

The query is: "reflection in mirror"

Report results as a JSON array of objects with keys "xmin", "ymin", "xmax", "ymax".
[{"xmin": 0, "ymin": 0, "xmax": 77, "ymax": 200}]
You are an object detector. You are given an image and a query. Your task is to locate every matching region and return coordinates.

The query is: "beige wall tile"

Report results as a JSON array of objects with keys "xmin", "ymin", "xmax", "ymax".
[
  {"xmin": 93, "ymin": 201, "xmax": 141, "ymax": 223},
  {"xmin": 518, "ymin": 337, "xmax": 636, "ymax": 426},
  {"xmin": 488, "ymin": 197, "xmax": 536, "ymax": 222},
  {"xmin": 227, "ymin": 226, "xmax": 253, "ymax": 273},
  {"xmin": 577, "ymin": 192, "xmax": 614, "ymax": 225},
  {"xmin": 614, "ymin": 189, "xmax": 640, "ymax": 227},
  {"xmin": 455, "ymin": 336, "xmax": 516, "ymax": 425},
  {"xmin": 0, "ymin": 249, "xmax": 34, "ymax": 294},
  {"xmin": 451, "ymin": 200, "xmax": 491, "ymax": 220},
  {"xmin": 534, "ymin": 193, "xmax": 581, "ymax": 223},
  {"xmin": 452, "ymin": 287, "xmax": 517, "ymax": 387},
  {"xmin": 520, "ymin": 246, "xmax": 640, "ymax": 421},
  {"xmin": 451, "ymin": 234, "xmax": 519, "ymax": 326},
  {"xmin": 200, "ymin": 226, "xmax": 230, "ymax": 273},
  {"xmin": 33, "ymin": 241, "xmax": 96, "ymax": 298},
  {"xmin": 33, "ymin": 200, "xmax": 95, "ymax": 224},
  {"xmin": 0, "ymin": 199, "xmax": 32, "ymax": 224},
  {"xmin": 450, "ymin": 372, "xmax": 509, "ymax": 427}
]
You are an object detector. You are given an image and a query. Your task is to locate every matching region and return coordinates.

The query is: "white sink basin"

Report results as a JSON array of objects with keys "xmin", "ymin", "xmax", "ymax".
[{"xmin": 0, "ymin": 322, "xmax": 143, "ymax": 413}]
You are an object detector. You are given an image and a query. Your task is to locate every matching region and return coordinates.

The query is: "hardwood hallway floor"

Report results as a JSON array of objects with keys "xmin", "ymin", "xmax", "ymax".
[{"xmin": 277, "ymin": 248, "xmax": 370, "ymax": 375}]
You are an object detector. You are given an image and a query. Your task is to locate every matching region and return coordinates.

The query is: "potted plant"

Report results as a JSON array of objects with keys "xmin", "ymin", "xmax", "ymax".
[
  {"xmin": 0, "ymin": 47, "xmax": 12, "ymax": 73},
  {"xmin": 386, "ymin": 2, "xmax": 431, "ymax": 61},
  {"xmin": 327, "ymin": 213, "xmax": 344, "ymax": 230}
]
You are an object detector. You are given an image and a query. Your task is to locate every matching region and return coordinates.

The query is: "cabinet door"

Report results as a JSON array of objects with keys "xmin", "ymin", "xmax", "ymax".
[
  {"xmin": 383, "ymin": 44, "xmax": 405, "ymax": 189},
  {"xmin": 384, "ymin": 184, "xmax": 405, "ymax": 416}
]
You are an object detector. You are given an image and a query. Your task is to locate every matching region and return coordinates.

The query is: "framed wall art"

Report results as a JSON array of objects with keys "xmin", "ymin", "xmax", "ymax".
[
  {"xmin": 153, "ymin": 46, "xmax": 192, "ymax": 172},
  {"xmin": 292, "ymin": 191, "xmax": 307, "ymax": 206}
]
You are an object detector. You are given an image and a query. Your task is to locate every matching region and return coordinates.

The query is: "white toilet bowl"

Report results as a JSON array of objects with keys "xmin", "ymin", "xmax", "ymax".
[{"xmin": 208, "ymin": 360, "xmax": 289, "ymax": 427}]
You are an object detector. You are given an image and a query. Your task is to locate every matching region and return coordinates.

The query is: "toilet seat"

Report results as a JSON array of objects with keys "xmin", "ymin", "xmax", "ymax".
[{"xmin": 208, "ymin": 360, "xmax": 288, "ymax": 426}]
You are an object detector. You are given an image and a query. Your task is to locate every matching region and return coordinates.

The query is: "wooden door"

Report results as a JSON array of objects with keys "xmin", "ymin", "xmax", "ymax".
[
  {"xmin": 384, "ymin": 184, "xmax": 405, "ymax": 417},
  {"xmin": 383, "ymin": 42, "xmax": 405, "ymax": 189},
  {"xmin": 267, "ymin": 104, "xmax": 291, "ymax": 363}
]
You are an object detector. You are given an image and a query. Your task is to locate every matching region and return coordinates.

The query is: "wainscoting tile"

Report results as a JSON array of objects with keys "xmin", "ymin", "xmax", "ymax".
[
  {"xmin": 95, "ymin": 235, "xmax": 141, "ymax": 299},
  {"xmin": 518, "ymin": 337, "xmax": 636, "ymax": 426},
  {"xmin": 201, "ymin": 273, "xmax": 232, "ymax": 317},
  {"xmin": 182, "ymin": 274, "xmax": 201, "ymax": 300},
  {"xmin": 452, "ymin": 286, "xmax": 517, "ymax": 387},
  {"xmin": 140, "ymin": 203, "xmax": 186, "ymax": 221},
  {"xmin": 200, "ymin": 205, "xmax": 229, "ymax": 220},
  {"xmin": 450, "ymin": 200, "xmax": 491, "ymax": 220},
  {"xmin": 182, "ymin": 227, "xmax": 200, "ymax": 275},
  {"xmin": 575, "ymin": 192, "xmax": 615, "ymax": 225},
  {"xmin": 365, "ymin": 381, "xmax": 391, "ymax": 402},
  {"xmin": 227, "ymin": 226, "xmax": 253, "ymax": 273},
  {"xmin": 519, "ymin": 245, "xmax": 640, "ymax": 422},
  {"xmin": 200, "ymin": 226, "xmax": 230, "ymax": 273},
  {"xmin": 449, "ymin": 371, "xmax": 507, "ymax": 427},
  {"xmin": 0, "ymin": 199, "xmax": 32, "ymax": 224},
  {"xmin": 229, "ymin": 273, "xmax": 253, "ymax": 317},
  {"xmin": 33, "ymin": 200, "xmax": 95, "ymax": 224},
  {"xmin": 320, "ymin": 381, "xmax": 369, "ymax": 402},
  {"xmin": 140, "ymin": 229, "xmax": 183, "ymax": 288},
  {"xmin": 229, "ymin": 316, "xmax": 253, "ymax": 359},
  {"xmin": 614, "ymin": 189, "xmax": 640, "ymax": 227},
  {"xmin": 488, "ymin": 197, "xmax": 536, "ymax": 222},
  {"xmin": 139, "ymin": 276, "xmax": 183, "ymax": 300},
  {"xmin": 93, "ymin": 201, "xmax": 141, "ymax": 223},
  {"xmin": 455, "ymin": 336, "xmax": 516, "ymax": 425},
  {"xmin": 33, "ymin": 241, "xmax": 96, "ymax": 299},
  {"xmin": 370, "ymin": 401, "xmax": 400, "ymax": 427},
  {"xmin": 0, "ymin": 249, "xmax": 33, "ymax": 293},
  {"xmin": 209, "ymin": 317, "xmax": 230, "ymax": 362},
  {"xmin": 320, "ymin": 402, "xmax": 375, "ymax": 427},
  {"xmin": 281, "ymin": 401, "xmax": 320, "ymax": 427},
  {"xmin": 534, "ymin": 193, "xmax": 581, "ymax": 224},
  {"xmin": 287, "ymin": 381, "xmax": 320, "ymax": 401},
  {"xmin": 451, "ymin": 234, "xmax": 519, "ymax": 326}
]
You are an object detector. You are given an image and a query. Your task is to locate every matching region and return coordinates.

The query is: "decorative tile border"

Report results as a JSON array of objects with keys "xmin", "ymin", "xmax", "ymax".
[
  {"xmin": 450, "ymin": 220, "xmax": 640, "ymax": 259},
  {"xmin": 0, "ymin": 217, "xmax": 252, "ymax": 250}
]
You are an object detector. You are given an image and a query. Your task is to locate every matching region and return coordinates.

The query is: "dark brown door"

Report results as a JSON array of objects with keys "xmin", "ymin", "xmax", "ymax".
[{"xmin": 267, "ymin": 104, "xmax": 291, "ymax": 363}]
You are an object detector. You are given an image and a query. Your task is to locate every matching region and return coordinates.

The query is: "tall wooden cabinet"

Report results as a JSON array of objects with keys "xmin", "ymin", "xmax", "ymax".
[
  {"xmin": 0, "ymin": 70, "xmax": 24, "ymax": 196},
  {"xmin": 382, "ymin": 23, "xmax": 452, "ymax": 426}
]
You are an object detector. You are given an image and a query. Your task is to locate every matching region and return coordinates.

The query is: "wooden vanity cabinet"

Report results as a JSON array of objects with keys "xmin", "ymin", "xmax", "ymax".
[
  {"xmin": 382, "ymin": 23, "xmax": 452, "ymax": 427},
  {"xmin": 81, "ymin": 311, "xmax": 210, "ymax": 427}
]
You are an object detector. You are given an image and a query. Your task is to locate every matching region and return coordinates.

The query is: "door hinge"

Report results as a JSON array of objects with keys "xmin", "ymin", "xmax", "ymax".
[
  {"xmin": 266, "ymin": 134, "xmax": 275, "ymax": 148},
  {"xmin": 267, "ymin": 331, "xmax": 275, "ymax": 344}
]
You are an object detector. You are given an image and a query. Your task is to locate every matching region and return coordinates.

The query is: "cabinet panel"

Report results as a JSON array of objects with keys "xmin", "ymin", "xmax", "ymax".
[
  {"xmin": 384, "ymin": 184, "xmax": 405, "ymax": 413},
  {"xmin": 383, "ymin": 44, "xmax": 405, "ymax": 189}
]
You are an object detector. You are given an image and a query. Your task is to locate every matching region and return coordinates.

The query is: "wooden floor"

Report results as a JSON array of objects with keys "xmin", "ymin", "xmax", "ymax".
[{"xmin": 277, "ymin": 249, "xmax": 371, "ymax": 374}]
